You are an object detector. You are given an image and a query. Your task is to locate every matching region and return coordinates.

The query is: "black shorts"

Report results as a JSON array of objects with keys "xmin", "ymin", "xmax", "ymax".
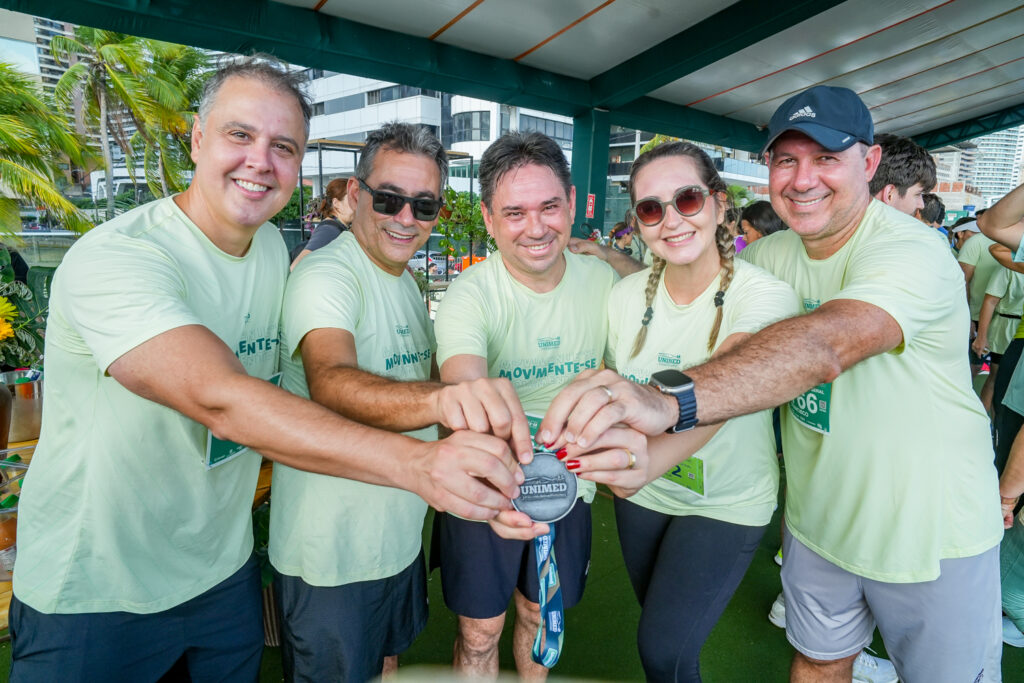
[
  {"xmin": 274, "ymin": 551, "xmax": 427, "ymax": 683},
  {"xmin": 10, "ymin": 554, "xmax": 262, "ymax": 682},
  {"xmin": 431, "ymin": 501, "xmax": 592, "ymax": 619}
]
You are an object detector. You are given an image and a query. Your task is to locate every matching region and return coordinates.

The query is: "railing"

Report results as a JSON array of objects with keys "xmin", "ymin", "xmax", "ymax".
[{"xmin": 712, "ymin": 157, "xmax": 769, "ymax": 180}]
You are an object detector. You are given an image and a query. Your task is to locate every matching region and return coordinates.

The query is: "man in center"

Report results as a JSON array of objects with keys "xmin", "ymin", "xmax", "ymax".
[{"xmin": 433, "ymin": 131, "xmax": 618, "ymax": 678}]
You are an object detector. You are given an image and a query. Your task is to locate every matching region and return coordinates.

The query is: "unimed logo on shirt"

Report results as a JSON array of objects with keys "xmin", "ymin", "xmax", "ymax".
[
  {"xmin": 395, "ymin": 324, "xmax": 411, "ymax": 336},
  {"xmin": 537, "ymin": 336, "xmax": 561, "ymax": 350},
  {"xmin": 657, "ymin": 352, "xmax": 681, "ymax": 366}
]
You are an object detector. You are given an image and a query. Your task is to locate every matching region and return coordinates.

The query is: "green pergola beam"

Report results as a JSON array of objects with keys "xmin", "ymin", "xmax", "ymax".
[
  {"xmin": 912, "ymin": 103, "xmax": 1024, "ymax": 150},
  {"xmin": 2, "ymin": 0, "xmax": 592, "ymax": 117},
  {"xmin": 611, "ymin": 97, "xmax": 767, "ymax": 154},
  {"xmin": 589, "ymin": 0, "xmax": 847, "ymax": 110},
  {"xmin": 6, "ymin": 0, "xmax": 775, "ymax": 163}
]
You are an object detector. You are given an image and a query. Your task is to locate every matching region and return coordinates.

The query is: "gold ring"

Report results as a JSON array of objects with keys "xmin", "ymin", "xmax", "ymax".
[
  {"xmin": 625, "ymin": 449, "xmax": 636, "ymax": 470},
  {"xmin": 598, "ymin": 385, "xmax": 614, "ymax": 402}
]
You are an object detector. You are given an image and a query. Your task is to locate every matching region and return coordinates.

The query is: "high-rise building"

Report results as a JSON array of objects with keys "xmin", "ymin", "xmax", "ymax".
[
  {"xmin": 0, "ymin": 9, "xmax": 39, "ymax": 80},
  {"xmin": 971, "ymin": 125, "xmax": 1024, "ymax": 206},
  {"xmin": 932, "ymin": 141, "xmax": 979, "ymax": 186}
]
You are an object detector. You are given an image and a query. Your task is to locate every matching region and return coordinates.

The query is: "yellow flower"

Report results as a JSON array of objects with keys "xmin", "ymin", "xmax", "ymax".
[
  {"xmin": 0, "ymin": 320, "xmax": 13, "ymax": 342},
  {"xmin": 0, "ymin": 298, "xmax": 15, "ymax": 322}
]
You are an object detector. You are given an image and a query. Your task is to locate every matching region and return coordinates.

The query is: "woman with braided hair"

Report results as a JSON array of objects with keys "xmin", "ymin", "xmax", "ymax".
[{"xmin": 603, "ymin": 141, "xmax": 800, "ymax": 682}]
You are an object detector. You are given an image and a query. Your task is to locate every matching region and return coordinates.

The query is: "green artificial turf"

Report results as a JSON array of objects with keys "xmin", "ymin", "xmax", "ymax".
[{"xmin": 2, "ymin": 479, "xmax": 1022, "ymax": 681}]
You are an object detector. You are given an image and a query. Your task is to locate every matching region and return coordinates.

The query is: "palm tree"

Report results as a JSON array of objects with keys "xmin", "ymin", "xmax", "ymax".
[
  {"xmin": 130, "ymin": 43, "xmax": 210, "ymax": 197},
  {"xmin": 0, "ymin": 62, "xmax": 94, "ymax": 233},
  {"xmin": 51, "ymin": 27, "xmax": 176, "ymax": 219}
]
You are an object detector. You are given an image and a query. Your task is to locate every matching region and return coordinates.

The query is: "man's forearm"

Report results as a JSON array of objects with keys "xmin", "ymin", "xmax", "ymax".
[
  {"xmin": 309, "ymin": 365, "xmax": 442, "ymax": 432},
  {"xmin": 976, "ymin": 296, "xmax": 998, "ymax": 345},
  {"xmin": 602, "ymin": 247, "xmax": 645, "ymax": 277},
  {"xmin": 685, "ymin": 300, "xmax": 899, "ymax": 425},
  {"xmin": 199, "ymin": 371, "xmax": 431, "ymax": 486}
]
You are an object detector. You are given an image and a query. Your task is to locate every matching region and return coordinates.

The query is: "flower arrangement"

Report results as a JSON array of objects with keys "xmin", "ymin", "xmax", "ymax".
[
  {"xmin": 0, "ymin": 251, "xmax": 44, "ymax": 370},
  {"xmin": 0, "ymin": 281, "xmax": 44, "ymax": 370}
]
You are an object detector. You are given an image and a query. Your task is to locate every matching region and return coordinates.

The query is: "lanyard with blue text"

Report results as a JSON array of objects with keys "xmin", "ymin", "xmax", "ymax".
[{"xmin": 531, "ymin": 525, "xmax": 564, "ymax": 668}]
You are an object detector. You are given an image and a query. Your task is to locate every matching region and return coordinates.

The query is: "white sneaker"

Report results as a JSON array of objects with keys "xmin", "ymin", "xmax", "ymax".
[
  {"xmin": 768, "ymin": 591, "xmax": 786, "ymax": 628},
  {"xmin": 1004, "ymin": 615, "xmax": 1024, "ymax": 647},
  {"xmin": 774, "ymin": 548, "xmax": 783, "ymax": 567},
  {"xmin": 852, "ymin": 649, "xmax": 898, "ymax": 683}
]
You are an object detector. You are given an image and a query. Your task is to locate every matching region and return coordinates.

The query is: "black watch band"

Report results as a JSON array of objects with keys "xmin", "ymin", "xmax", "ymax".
[
  {"xmin": 666, "ymin": 386, "xmax": 698, "ymax": 433},
  {"xmin": 649, "ymin": 369, "xmax": 699, "ymax": 433}
]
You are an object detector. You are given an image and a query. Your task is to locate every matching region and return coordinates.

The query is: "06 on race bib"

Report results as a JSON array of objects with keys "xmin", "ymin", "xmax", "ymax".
[{"xmin": 790, "ymin": 383, "xmax": 831, "ymax": 434}]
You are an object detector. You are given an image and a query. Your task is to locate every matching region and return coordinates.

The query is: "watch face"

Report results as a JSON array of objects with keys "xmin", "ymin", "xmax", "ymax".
[{"xmin": 651, "ymin": 369, "xmax": 694, "ymax": 391}]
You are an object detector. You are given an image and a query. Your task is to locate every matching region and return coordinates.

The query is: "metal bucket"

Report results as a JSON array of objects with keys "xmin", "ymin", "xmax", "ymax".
[{"xmin": 0, "ymin": 371, "xmax": 43, "ymax": 443}]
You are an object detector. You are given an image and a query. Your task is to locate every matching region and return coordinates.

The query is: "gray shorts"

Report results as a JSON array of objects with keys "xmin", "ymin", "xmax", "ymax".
[{"xmin": 781, "ymin": 528, "xmax": 1001, "ymax": 682}]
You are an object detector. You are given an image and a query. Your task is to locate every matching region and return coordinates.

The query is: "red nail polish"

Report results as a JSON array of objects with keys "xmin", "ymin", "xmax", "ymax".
[
  {"xmin": 556, "ymin": 448, "xmax": 568, "ymax": 460},
  {"xmin": 543, "ymin": 442, "xmax": 555, "ymax": 449},
  {"xmin": 565, "ymin": 460, "xmax": 580, "ymax": 471}
]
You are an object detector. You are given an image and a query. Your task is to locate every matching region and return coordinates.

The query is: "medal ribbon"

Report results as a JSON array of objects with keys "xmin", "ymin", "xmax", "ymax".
[{"xmin": 531, "ymin": 525, "xmax": 564, "ymax": 668}]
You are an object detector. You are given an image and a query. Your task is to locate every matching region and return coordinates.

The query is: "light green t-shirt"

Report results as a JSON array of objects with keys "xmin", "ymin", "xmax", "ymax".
[
  {"xmin": 270, "ymin": 232, "xmax": 433, "ymax": 586},
  {"xmin": 998, "ymin": 244, "xmax": 1024, "ymax": 413},
  {"xmin": 741, "ymin": 200, "xmax": 1001, "ymax": 583},
  {"xmin": 958, "ymin": 232, "xmax": 1000, "ymax": 320},
  {"xmin": 983, "ymin": 266, "xmax": 1024, "ymax": 355},
  {"xmin": 435, "ymin": 251, "xmax": 618, "ymax": 504},
  {"xmin": 606, "ymin": 260, "xmax": 799, "ymax": 526},
  {"xmin": 15, "ymin": 197, "xmax": 286, "ymax": 613}
]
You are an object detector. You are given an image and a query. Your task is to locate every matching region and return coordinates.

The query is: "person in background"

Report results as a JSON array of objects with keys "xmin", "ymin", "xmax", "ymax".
[
  {"xmin": 973, "ymin": 264, "xmax": 1024, "ymax": 416},
  {"xmin": 290, "ymin": 176, "xmax": 355, "ymax": 269},
  {"xmin": 918, "ymin": 193, "xmax": 948, "ymax": 239},
  {"xmin": 958, "ymin": 218, "xmax": 1001, "ymax": 376},
  {"xmin": 610, "ymin": 221, "xmax": 636, "ymax": 256},
  {"xmin": 951, "ymin": 216, "xmax": 977, "ymax": 250},
  {"xmin": 867, "ymin": 133, "xmax": 936, "ymax": 218},
  {"xmin": 739, "ymin": 200, "xmax": 787, "ymax": 245},
  {"xmin": 568, "ymin": 220, "xmax": 646, "ymax": 278}
]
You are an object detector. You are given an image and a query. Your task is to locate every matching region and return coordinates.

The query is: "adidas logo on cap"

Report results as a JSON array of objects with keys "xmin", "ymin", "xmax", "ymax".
[{"xmin": 789, "ymin": 106, "xmax": 816, "ymax": 121}]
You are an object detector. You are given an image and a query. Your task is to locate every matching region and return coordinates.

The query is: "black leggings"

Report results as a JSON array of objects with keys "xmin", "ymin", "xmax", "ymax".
[
  {"xmin": 996, "ymin": 338, "xmax": 1024, "ymax": 473},
  {"xmin": 614, "ymin": 498, "xmax": 766, "ymax": 683}
]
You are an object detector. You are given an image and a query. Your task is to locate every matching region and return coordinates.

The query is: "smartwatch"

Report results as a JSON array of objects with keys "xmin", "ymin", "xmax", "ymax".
[{"xmin": 649, "ymin": 369, "xmax": 698, "ymax": 433}]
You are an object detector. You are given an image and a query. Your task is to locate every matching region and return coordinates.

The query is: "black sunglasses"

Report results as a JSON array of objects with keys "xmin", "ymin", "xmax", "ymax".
[
  {"xmin": 631, "ymin": 186, "xmax": 713, "ymax": 226},
  {"xmin": 357, "ymin": 178, "xmax": 443, "ymax": 221}
]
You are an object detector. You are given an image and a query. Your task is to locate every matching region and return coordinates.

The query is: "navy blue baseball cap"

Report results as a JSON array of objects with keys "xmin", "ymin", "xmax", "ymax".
[{"xmin": 762, "ymin": 85, "xmax": 874, "ymax": 155}]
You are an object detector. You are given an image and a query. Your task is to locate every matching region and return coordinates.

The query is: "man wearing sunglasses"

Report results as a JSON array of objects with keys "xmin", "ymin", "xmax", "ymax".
[
  {"xmin": 539, "ymin": 85, "xmax": 1001, "ymax": 682},
  {"xmin": 270, "ymin": 122, "xmax": 533, "ymax": 682},
  {"xmin": 432, "ymin": 131, "xmax": 618, "ymax": 679}
]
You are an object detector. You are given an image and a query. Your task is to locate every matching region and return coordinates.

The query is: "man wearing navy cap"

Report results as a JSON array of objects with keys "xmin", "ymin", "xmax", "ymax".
[{"xmin": 539, "ymin": 85, "xmax": 1002, "ymax": 682}]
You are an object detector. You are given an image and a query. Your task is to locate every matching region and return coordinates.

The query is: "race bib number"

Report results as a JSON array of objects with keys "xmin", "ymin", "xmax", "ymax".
[
  {"xmin": 790, "ymin": 383, "xmax": 831, "ymax": 434},
  {"xmin": 205, "ymin": 373, "xmax": 283, "ymax": 468},
  {"xmin": 662, "ymin": 456, "xmax": 705, "ymax": 497}
]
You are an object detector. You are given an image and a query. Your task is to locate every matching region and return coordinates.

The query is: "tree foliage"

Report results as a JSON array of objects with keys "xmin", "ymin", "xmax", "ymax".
[
  {"xmin": 437, "ymin": 186, "xmax": 494, "ymax": 256},
  {"xmin": 0, "ymin": 62, "xmax": 95, "ymax": 233},
  {"xmin": 51, "ymin": 28, "xmax": 209, "ymax": 217}
]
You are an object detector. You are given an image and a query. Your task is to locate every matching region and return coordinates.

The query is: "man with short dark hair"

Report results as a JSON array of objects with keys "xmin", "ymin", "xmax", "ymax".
[
  {"xmin": 10, "ymin": 59, "xmax": 522, "ymax": 681},
  {"xmin": 542, "ymin": 85, "xmax": 1002, "ymax": 683},
  {"xmin": 433, "ymin": 131, "xmax": 619, "ymax": 679},
  {"xmin": 868, "ymin": 133, "xmax": 936, "ymax": 216}
]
